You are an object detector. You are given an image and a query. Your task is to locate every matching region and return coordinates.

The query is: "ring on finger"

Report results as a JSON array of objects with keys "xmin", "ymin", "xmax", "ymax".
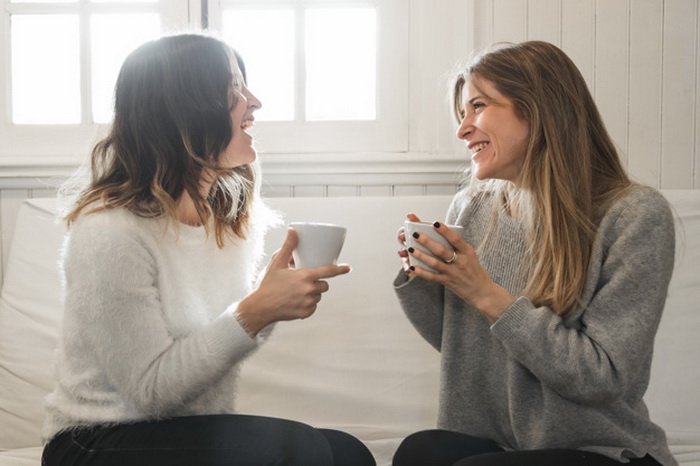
[{"xmin": 444, "ymin": 250, "xmax": 458, "ymax": 264}]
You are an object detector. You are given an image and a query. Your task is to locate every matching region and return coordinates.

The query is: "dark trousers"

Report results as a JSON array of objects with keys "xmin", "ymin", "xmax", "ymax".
[
  {"xmin": 42, "ymin": 414, "xmax": 376, "ymax": 466},
  {"xmin": 392, "ymin": 430, "xmax": 663, "ymax": 466}
]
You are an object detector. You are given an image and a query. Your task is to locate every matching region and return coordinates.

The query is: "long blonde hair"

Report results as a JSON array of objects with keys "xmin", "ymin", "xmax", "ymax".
[
  {"xmin": 63, "ymin": 34, "xmax": 259, "ymax": 247},
  {"xmin": 452, "ymin": 41, "xmax": 634, "ymax": 315}
]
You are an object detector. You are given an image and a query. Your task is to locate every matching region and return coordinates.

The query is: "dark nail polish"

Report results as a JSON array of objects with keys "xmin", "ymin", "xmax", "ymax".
[
  {"xmin": 433, "ymin": 221, "xmax": 441, "ymax": 228},
  {"xmin": 408, "ymin": 247, "xmax": 415, "ymax": 253},
  {"xmin": 409, "ymin": 266, "xmax": 415, "ymax": 271},
  {"xmin": 412, "ymin": 232, "xmax": 420, "ymax": 239}
]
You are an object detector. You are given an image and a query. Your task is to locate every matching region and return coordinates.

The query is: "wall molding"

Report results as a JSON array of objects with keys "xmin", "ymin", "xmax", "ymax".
[{"xmin": 0, "ymin": 152, "xmax": 469, "ymax": 191}]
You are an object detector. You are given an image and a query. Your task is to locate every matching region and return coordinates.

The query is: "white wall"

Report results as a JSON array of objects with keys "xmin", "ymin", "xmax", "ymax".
[{"xmin": 1, "ymin": 0, "xmax": 698, "ymax": 285}]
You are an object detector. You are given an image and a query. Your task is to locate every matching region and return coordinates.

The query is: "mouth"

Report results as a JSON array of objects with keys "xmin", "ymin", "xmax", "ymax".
[
  {"xmin": 241, "ymin": 119, "xmax": 254, "ymax": 132},
  {"xmin": 469, "ymin": 142, "xmax": 489, "ymax": 154}
]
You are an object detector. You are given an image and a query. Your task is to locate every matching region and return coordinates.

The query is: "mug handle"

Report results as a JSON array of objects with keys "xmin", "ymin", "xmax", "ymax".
[{"xmin": 397, "ymin": 226, "xmax": 407, "ymax": 247}]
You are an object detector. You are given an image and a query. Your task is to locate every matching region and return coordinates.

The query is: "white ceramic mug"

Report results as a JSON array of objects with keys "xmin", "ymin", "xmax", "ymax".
[
  {"xmin": 289, "ymin": 222, "xmax": 347, "ymax": 269},
  {"xmin": 397, "ymin": 221, "xmax": 465, "ymax": 273}
]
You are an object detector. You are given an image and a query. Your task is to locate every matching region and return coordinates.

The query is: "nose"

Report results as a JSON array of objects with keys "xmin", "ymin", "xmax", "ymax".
[
  {"xmin": 456, "ymin": 115, "xmax": 474, "ymax": 141},
  {"xmin": 246, "ymin": 89, "xmax": 262, "ymax": 111}
]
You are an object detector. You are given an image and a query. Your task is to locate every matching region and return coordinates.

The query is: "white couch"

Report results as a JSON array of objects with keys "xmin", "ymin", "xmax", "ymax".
[{"xmin": 0, "ymin": 192, "xmax": 698, "ymax": 466}]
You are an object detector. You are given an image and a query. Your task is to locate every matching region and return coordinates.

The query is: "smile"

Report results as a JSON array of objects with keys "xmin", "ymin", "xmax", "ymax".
[
  {"xmin": 241, "ymin": 119, "xmax": 254, "ymax": 131},
  {"xmin": 470, "ymin": 142, "xmax": 489, "ymax": 154}
]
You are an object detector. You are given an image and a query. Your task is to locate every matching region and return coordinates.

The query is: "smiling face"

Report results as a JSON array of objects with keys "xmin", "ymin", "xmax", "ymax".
[
  {"xmin": 219, "ymin": 60, "xmax": 262, "ymax": 169},
  {"xmin": 456, "ymin": 77, "xmax": 530, "ymax": 184}
]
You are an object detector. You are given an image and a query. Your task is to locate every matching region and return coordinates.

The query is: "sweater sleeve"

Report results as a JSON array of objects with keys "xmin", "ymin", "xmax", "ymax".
[
  {"xmin": 393, "ymin": 193, "xmax": 467, "ymax": 352},
  {"xmin": 63, "ymin": 214, "xmax": 260, "ymax": 416},
  {"xmin": 490, "ymin": 189, "xmax": 675, "ymax": 405}
]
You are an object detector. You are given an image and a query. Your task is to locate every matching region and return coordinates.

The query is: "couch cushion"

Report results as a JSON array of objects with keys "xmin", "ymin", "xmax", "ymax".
[
  {"xmin": 0, "ymin": 199, "xmax": 65, "ymax": 450},
  {"xmin": 645, "ymin": 189, "xmax": 700, "ymax": 462}
]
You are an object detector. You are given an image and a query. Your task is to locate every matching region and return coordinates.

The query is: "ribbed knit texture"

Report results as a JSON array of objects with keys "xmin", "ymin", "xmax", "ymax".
[
  {"xmin": 394, "ymin": 186, "xmax": 678, "ymax": 465},
  {"xmin": 43, "ymin": 206, "xmax": 273, "ymax": 442}
]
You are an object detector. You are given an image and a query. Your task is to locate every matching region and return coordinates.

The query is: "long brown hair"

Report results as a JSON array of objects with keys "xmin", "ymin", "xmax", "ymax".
[
  {"xmin": 452, "ymin": 41, "xmax": 634, "ymax": 315},
  {"xmin": 63, "ymin": 33, "xmax": 258, "ymax": 246}
]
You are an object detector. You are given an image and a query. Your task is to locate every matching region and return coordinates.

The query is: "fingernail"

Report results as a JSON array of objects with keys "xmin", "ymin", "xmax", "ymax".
[
  {"xmin": 408, "ymin": 247, "xmax": 415, "ymax": 253},
  {"xmin": 412, "ymin": 232, "xmax": 420, "ymax": 239},
  {"xmin": 433, "ymin": 221, "xmax": 441, "ymax": 228},
  {"xmin": 409, "ymin": 266, "xmax": 415, "ymax": 271}
]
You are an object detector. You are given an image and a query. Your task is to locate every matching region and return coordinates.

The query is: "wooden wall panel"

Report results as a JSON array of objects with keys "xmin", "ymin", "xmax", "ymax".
[
  {"xmin": 595, "ymin": 0, "xmax": 630, "ymax": 164},
  {"xmin": 493, "ymin": 0, "xmax": 527, "ymax": 44},
  {"xmin": 628, "ymin": 0, "xmax": 664, "ymax": 187},
  {"xmin": 561, "ymin": 0, "xmax": 595, "ymax": 90},
  {"xmin": 527, "ymin": 0, "xmax": 561, "ymax": 45},
  {"xmin": 661, "ymin": 0, "xmax": 696, "ymax": 188}
]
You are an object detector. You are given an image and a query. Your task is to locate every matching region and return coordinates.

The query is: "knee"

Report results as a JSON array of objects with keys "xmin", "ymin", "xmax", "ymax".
[
  {"xmin": 393, "ymin": 430, "xmax": 445, "ymax": 466},
  {"xmin": 318, "ymin": 429, "xmax": 375, "ymax": 466},
  {"xmin": 274, "ymin": 423, "xmax": 334, "ymax": 466}
]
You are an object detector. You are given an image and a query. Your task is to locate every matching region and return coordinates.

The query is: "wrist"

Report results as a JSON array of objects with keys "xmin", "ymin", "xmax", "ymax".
[
  {"xmin": 475, "ymin": 285, "xmax": 516, "ymax": 323},
  {"xmin": 236, "ymin": 292, "xmax": 268, "ymax": 337}
]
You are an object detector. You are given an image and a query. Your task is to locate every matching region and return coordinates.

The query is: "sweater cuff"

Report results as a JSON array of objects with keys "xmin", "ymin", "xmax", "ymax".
[
  {"xmin": 203, "ymin": 303, "xmax": 260, "ymax": 361},
  {"xmin": 393, "ymin": 268, "xmax": 416, "ymax": 289},
  {"xmin": 490, "ymin": 296, "xmax": 537, "ymax": 337}
]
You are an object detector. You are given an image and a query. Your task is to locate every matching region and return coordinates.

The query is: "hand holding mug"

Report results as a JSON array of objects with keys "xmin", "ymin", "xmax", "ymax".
[
  {"xmin": 398, "ymin": 215, "xmax": 515, "ymax": 322},
  {"xmin": 397, "ymin": 216, "xmax": 465, "ymax": 273},
  {"xmin": 237, "ymin": 227, "xmax": 350, "ymax": 335}
]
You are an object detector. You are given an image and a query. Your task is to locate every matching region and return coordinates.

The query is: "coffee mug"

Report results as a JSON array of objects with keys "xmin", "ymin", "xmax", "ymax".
[
  {"xmin": 289, "ymin": 222, "xmax": 347, "ymax": 269},
  {"xmin": 397, "ymin": 221, "xmax": 465, "ymax": 273}
]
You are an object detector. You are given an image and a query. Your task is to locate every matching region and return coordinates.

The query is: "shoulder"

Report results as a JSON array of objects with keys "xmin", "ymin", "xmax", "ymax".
[
  {"xmin": 67, "ymin": 208, "xmax": 160, "ymax": 258},
  {"xmin": 448, "ymin": 188, "xmax": 494, "ymax": 217},
  {"xmin": 601, "ymin": 185, "xmax": 673, "ymax": 233},
  {"xmin": 595, "ymin": 186, "xmax": 675, "ymax": 264}
]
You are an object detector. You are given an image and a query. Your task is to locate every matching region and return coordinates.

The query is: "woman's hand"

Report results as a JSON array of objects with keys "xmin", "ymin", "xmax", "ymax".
[
  {"xmin": 400, "ymin": 217, "xmax": 516, "ymax": 322},
  {"xmin": 237, "ymin": 228, "xmax": 351, "ymax": 336},
  {"xmin": 397, "ymin": 213, "xmax": 422, "ymax": 273}
]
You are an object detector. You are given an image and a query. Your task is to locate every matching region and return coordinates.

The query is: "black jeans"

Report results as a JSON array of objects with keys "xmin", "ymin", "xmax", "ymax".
[
  {"xmin": 392, "ymin": 430, "xmax": 663, "ymax": 466},
  {"xmin": 42, "ymin": 414, "xmax": 376, "ymax": 466}
]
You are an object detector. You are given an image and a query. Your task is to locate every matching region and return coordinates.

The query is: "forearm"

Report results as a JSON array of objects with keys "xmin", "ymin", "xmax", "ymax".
[{"xmin": 394, "ymin": 271, "xmax": 445, "ymax": 351}]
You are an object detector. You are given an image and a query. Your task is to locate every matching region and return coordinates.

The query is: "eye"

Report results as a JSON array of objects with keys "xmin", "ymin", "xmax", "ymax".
[{"xmin": 472, "ymin": 101, "xmax": 485, "ymax": 112}]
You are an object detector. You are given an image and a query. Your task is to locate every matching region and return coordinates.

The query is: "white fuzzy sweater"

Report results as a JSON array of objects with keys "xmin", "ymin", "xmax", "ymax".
[{"xmin": 43, "ymin": 206, "xmax": 271, "ymax": 442}]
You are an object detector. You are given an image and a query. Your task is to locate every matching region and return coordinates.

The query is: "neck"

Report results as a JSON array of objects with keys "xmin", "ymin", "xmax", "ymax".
[
  {"xmin": 176, "ymin": 190, "xmax": 203, "ymax": 226},
  {"xmin": 177, "ymin": 171, "xmax": 215, "ymax": 226}
]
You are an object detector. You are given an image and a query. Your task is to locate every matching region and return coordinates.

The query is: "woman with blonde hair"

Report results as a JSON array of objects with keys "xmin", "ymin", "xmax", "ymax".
[
  {"xmin": 41, "ymin": 33, "xmax": 375, "ymax": 466},
  {"xmin": 393, "ymin": 41, "xmax": 676, "ymax": 466}
]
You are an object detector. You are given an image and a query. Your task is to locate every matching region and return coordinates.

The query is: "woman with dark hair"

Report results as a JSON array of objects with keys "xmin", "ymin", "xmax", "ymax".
[
  {"xmin": 393, "ymin": 41, "xmax": 676, "ymax": 466},
  {"xmin": 41, "ymin": 33, "xmax": 375, "ymax": 466}
]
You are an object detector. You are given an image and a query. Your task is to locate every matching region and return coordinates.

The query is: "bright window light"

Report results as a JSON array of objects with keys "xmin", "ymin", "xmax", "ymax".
[
  {"xmin": 11, "ymin": 14, "xmax": 81, "ymax": 124},
  {"xmin": 91, "ymin": 14, "xmax": 160, "ymax": 123},
  {"xmin": 305, "ymin": 7, "xmax": 376, "ymax": 121},
  {"xmin": 222, "ymin": 9, "xmax": 295, "ymax": 121}
]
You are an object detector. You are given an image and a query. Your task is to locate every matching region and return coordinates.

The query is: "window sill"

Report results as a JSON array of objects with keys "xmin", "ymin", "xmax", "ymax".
[{"xmin": 0, "ymin": 152, "xmax": 468, "ymax": 190}]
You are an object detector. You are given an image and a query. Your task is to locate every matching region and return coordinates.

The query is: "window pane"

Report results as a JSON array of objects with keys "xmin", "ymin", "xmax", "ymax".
[
  {"xmin": 11, "ymin": 14, "xmax": 80, "ymax": 124},
  {"xmin": 222, "ymin": 9, "xmax": 294, "ymax": 121},
  {"xmin": 305, "ymin": 8, "xmax": 376, "ymax": 121},
  {"xmin": 91, "ymin": 14, "xmax": 160, "ymax": 123}
]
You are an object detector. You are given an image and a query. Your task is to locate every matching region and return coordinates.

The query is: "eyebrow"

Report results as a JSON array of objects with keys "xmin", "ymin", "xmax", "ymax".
[
  {"xmin": 464, "ymin": 95, "xmax": 483, "ymax": 108},
  {"xmin": 467, "ymin": 92, "xmax": 488, "ymax": 103}
]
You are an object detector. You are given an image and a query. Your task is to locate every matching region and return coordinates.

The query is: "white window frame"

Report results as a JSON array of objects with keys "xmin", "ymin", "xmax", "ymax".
[
  {"xmin": 205, "ymin": 0, "xmax": 409, "ymax": 155},
  {"xmin": 0, "ymin": 0, "xmax": 191, "ymax": 167}
]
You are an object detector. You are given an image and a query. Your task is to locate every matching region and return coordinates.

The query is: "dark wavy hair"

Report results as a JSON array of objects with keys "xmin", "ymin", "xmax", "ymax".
[{"xmin": 64, "ymin": 33, "xmax": 258, "ymax": 246}]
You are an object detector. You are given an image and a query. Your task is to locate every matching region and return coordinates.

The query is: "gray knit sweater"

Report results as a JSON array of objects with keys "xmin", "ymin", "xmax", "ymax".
[{"xmin": 394, "ymin": 186, "xmax": 677, "ymax": 465}]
